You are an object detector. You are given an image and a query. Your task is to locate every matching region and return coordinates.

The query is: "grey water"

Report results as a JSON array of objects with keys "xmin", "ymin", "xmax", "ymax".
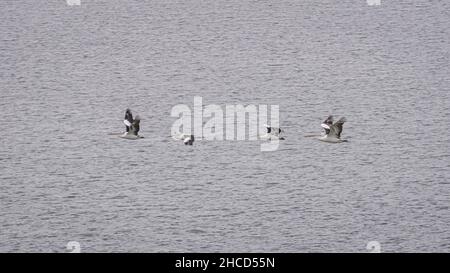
[{"xmin": 1, "ymin": 0, "xmax": 449, "ymax": 252}]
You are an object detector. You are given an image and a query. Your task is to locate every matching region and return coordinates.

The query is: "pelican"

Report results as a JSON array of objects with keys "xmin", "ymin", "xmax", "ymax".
[
  {"xmin": 120, "ymin": 110, "xmax": 143, "ymax": 140},
  {"xmin": 318, "ymin": 117, "xmax": 347, "ymax": 143}
]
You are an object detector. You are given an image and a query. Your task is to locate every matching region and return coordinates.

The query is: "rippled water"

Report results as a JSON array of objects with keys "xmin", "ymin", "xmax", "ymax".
[{"xmin": 1, "ymin": 0, "xmax": 449, "ymax": 252}]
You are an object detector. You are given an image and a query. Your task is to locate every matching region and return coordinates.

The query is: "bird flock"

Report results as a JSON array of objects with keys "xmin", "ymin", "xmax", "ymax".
[{"xmin": 119, "ymin": 109, "xmax": 347, "ymax": 145}]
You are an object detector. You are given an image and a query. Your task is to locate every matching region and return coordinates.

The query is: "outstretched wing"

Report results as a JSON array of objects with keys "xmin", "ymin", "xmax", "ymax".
[
  {"xmin": 321, "ymin": 115, "xmax": 333, "ymax": 133},
  {"xmin": 329, "ymin": 117, "xmax": 346, "ymax": 138},
  {"xmin": 124, "ymin": 109, "xmax": 133, "ymax": 122},
  {"xmin": 322, "ymin": 115, "xmax": 333, "ymax": 125}
]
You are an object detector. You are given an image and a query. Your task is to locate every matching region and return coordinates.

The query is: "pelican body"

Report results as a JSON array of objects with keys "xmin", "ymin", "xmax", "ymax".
[
  {"xmin": 314, "ymin": 116, "xmax": 347, "ymax": 143},
  {"xmin": 120, "ymin": 111, "xmax": 143, "ymax": 140}
]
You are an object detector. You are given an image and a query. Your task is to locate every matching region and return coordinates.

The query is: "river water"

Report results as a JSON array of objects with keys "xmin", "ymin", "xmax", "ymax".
[{"xmin": 0, "ymin": 0, "xmax": 449, "ymax": 252}]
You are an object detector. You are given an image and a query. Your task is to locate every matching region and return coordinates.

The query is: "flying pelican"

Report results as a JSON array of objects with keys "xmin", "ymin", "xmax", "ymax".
[
  {"xmin": 318, "ymin": 117, "xmax": 347, "ymax": 143},
  {"xmin": 120, "ymin": 109, "xmax": 143, "ymax": 140}
]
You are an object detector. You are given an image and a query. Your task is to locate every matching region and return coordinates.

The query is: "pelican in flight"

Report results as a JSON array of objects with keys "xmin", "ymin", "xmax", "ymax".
[
  {"xmin": 121, "ymin": 109, "xmax": 143, "ymax": 139},
  {"xmin": 318, "ymin": 116, "xmax": 347, "ymax": 143}
]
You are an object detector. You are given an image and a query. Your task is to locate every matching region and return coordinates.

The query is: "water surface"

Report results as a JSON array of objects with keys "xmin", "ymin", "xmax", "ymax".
[{"xmin": 0, "ymin": 0, "xmax": 449, "ymax": 252}]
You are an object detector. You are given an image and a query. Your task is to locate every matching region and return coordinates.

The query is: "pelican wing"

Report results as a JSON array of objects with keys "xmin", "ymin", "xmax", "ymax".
[
  {"xmin": 329, "ymin": 117, "xmax": 346, "ymax": 138},
  {"xmin": 321, "ymin": 115, "xmax": 333, "ymax": 134},
  {"xmin": 321, "ymin": 123, "xmax": 330, "ymax": 130},
  {"xmin": 323, "ymin": 115, "xmax": 334, "ymax": 125},
  {"xmin": 123, "ymin": 120, "xmax": 132, "ymax": 127},
  {"xmin": 129, "ymin": 119, "xmax": 140, "ymax": 136}
]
